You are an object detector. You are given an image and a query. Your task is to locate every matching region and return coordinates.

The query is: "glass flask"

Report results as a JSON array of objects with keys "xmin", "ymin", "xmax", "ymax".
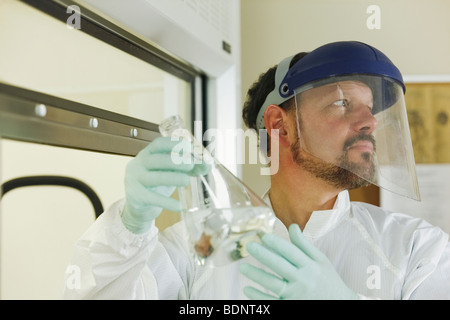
[{"xmin": 159, "ymin": 115, "xmax": 276, "ymax": 267}]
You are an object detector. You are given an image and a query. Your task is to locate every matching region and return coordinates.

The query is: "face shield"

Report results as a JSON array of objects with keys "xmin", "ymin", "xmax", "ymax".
[
  {"xmin": 256, "ymin": 41, "xmax": 420, "ymax": 200},
  {"xmin": 292, "ymin": 75, "xmax": 420, "ymax": 200}
]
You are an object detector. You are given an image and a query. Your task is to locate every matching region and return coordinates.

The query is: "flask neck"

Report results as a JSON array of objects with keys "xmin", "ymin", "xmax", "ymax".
[{"xmin": 159, "ymin": 115, "xmax": 187, "ymax": 137}]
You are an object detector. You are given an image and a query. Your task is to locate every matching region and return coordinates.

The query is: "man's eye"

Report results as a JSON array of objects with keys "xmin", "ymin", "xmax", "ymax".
[{"xmin": 333, "ymin": 99, "xmax": 348, "ymax": 107}]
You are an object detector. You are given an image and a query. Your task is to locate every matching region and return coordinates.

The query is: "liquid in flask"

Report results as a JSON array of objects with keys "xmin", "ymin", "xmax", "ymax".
[{"xmin": 159, "ymin": 115, "xmax": 276, "ymax": 267}]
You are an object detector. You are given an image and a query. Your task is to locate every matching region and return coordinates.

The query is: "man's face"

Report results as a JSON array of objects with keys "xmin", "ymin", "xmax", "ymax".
[{"xmin": 290, "ymin": 81, "xmax": 378, "ymax": 189}]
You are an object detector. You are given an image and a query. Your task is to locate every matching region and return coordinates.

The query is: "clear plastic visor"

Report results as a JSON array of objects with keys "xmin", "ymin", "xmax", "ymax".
[{"xmin": 293, "ymin": 75, "xmax": 420, "ymax": 200}]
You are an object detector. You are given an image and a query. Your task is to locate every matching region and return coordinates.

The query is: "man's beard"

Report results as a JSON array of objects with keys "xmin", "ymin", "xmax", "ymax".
[{"xmin": 291, "ymin": 133, "xmax": 376, "ymax": 190}]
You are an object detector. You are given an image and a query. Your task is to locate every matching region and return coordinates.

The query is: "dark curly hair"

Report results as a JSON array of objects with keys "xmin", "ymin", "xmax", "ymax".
[
  {"xmin": 242, "ymin": 52, "xmax": 308, "ymax": 153},
  {"xmin": 242, "ymin": 52, "xmax": 308, "ymax": 130}
]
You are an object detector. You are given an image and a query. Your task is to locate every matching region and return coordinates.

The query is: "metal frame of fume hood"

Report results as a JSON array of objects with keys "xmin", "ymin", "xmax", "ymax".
[
  {"xmin": 0, "ymin": 0, "xmax": 204, "ymax": 156},
  {"xmin": 0, "ymin": 83, "xmax": 161, "ymax": 156}
]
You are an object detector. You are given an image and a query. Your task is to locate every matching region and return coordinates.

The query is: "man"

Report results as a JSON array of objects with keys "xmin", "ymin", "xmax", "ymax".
[{"xmin": 63, "ymin": 41, "xmax": 450, "ymax": 299}]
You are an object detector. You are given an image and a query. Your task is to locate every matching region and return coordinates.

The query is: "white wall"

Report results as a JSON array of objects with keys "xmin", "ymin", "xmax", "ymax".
[{"xmin": 240, "ymin": 0, "xmax": 450, "ymax": 196}]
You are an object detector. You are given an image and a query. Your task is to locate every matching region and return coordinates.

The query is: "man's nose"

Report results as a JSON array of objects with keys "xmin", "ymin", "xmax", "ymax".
[{"xmin": 352, "ymin": 106, "xmax": 378, "ymax": 134}]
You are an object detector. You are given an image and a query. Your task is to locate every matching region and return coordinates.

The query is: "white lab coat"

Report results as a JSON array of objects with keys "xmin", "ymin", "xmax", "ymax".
[{"xmin": 63, "ymin": 190, "xmax": 450, "ymax": 299}]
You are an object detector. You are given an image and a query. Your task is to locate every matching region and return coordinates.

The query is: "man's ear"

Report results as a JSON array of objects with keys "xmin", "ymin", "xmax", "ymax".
[{"xmin": 263, "ymin": 105, "xmax": 290, "ymax": 148}]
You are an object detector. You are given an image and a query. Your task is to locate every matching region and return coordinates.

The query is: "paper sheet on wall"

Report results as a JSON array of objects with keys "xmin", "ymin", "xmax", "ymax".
[{"xmin": 380, "ymin": 164, "xmax": 450, "ymax": 235}]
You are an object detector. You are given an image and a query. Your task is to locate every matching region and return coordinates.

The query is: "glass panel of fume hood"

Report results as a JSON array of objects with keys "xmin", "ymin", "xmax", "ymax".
[
  {"xmin": 0, "ymin": 138, "xmax": 130, "ymax": 299},
  {"xmin": 0, "ymin": 0, "xmax": 193, "ymax": 125}
]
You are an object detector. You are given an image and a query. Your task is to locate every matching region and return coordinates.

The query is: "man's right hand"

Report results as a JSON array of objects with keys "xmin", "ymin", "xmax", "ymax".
[{"xmin": 121, "ymin": 136, "xmax": 199, "ymax": 234}]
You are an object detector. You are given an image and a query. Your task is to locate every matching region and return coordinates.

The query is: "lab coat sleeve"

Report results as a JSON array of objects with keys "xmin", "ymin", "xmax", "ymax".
[
  {"xmin": 408, "ymin": 242, "xmax": 450, "ymax": 300},
  {"xmin": 62, "ymin": 199, "xmax": 187, "ymax": 299},
  {"xmin": 400, "ymin": 220, "xmax": 450, "ymax": 300}
]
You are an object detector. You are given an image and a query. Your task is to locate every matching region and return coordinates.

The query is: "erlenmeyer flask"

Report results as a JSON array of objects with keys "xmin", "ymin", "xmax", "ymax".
[{"xmin": 159, "ymin": 115, "xmax": 275, "ymax": 267}]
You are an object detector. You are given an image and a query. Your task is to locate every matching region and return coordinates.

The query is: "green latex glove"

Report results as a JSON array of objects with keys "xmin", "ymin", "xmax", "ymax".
[
  {"xmin": 239, "ymin": 224, "xmax": 359, "ymax": 300},
  {"xmin": 121, "ymin": 136, "xmax": 208, "ymax": 234}
]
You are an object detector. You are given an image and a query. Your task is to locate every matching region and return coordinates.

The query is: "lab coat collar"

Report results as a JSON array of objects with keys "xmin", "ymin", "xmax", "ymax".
[{"xmin": 262, "ymin": 189, "xmax": 351, "ymax": 239}]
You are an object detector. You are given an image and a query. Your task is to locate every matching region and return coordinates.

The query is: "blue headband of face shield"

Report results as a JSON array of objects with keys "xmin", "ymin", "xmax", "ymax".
[{"xmin": 256, "ymin": 41, "xmax": 406, "ymax": 130}]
